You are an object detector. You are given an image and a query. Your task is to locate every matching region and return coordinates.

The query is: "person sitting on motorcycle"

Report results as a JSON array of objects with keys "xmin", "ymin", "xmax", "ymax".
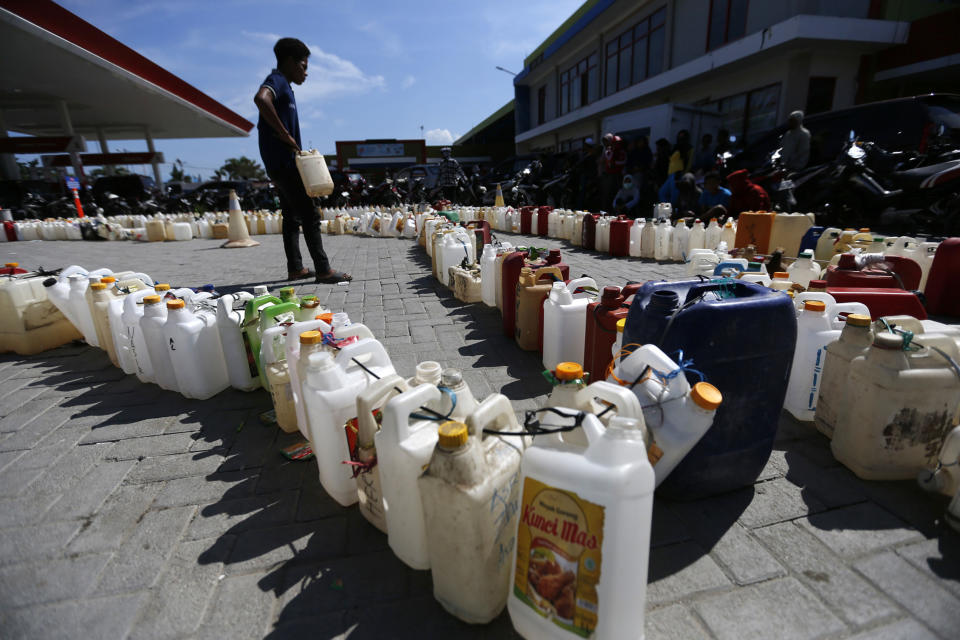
[
  {"xmin": 780, "ymin": 110, "xmax": 811, "ymax": 172},
  {"xmin": 436, "ymin": 147, "xmax": 466, "ymax": 202},
  {"xmin": 726, "ymin": 169, "xmax": 771, "ymax": 216},
  {"xmin": 698, "ymin": 171, "xmax": 731, "ymax": 218},
  {"xmin": 612, "ymin": 175, "xmax": 641, "ymax": 217}
]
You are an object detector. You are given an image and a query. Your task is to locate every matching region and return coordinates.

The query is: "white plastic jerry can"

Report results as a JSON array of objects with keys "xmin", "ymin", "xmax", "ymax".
[
  {"xmin": 420, "ymin": 394, "xmax": 525, "ymax": 624},
  {"xmin": 216, "ymin": 292, "xmax": 260, "ymax": 392},
  {"xmin": 301, "ymin": 338, "xmax": 396, "ymax": 506},
  {"xmin": 541, "ymin": 277, "xmax": 598, "ymax": 373},
  {"xmin": 162, "ymin": 299, "xmax": 230, "ymax": 400},
  {"xmin": 140, "ymin": 295, "xmax": 177, "ymax": 392},
  {"xmin": 117, "ymin": 288, "xmax": 157, "ymax": 377},
  {"xmin": 377, "ymin": 382, "xmax": 443, "ymax": 569},
  {"xmin": 784, "ymin": 300, "xmax": 841, "ymax": 422},
  {"xmin": 354, "ymin": 374, "xmax": 411, "ymax": 533},
  {"xmin": 787, "ymin": 249, "xmax": 821, "ymax": 289},
  {"xmin": 260, "ymin": 325, "xmax": 299, "ymax": 434},
  {"xmin": 918, "ymin": 425, "xmax": 960, "ymax": 533},
  {"xmin": 813, "ymin": 313, "xmax": 873, "ymax": 439},
  {"xmin": 612, "ymin": 344, "xmax": 722, "ymax": 487},
  {"xmin": 508, "ymin": 413, "xmax": 654, "ymax": 639}
]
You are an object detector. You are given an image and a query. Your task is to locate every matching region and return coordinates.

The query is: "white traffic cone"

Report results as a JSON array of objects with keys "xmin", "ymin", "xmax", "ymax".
[{"xmin": 221, "ymin": 189, "xmax": 259, "ymax": 248}]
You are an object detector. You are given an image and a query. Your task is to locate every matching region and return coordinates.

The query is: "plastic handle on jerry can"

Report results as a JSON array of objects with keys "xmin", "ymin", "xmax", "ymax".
[
  {"xmin": 335, "ymin": 337, "xmax": 393, "ymax": 374},
  {"xmin": 714, "ymin": 261, "xmax": 746, "ymax": 276},
  {"xmin": 830, "ymin": 302, "xmax": 872, "ymax": 325},
  {"xmin": 260, "ymin": 302, "xmax": 299, "ymax": 327},
  {"xmin": 259, "ymin": 324, "xmax": 287, "ymax": 366},
  {"xmin": 357, "ymin": 374, "xmax": 408, "ymax": 445},
  {"xmin": 566, "ymin": 277, "xmax": 598, "ymax": 297},
  {"xmin": 130, "ymin": 272, "xmax": 154, "ymax": 287},
  {"xmin": 335, "ymin": 323, "xmax": 375, "ymax": 341},
  {"xmin": 123, "ymin": 288, "xmax": 157, "ymax": 316},
  {"xmin": 580, "ymin": 413, "xmax": 606, "ymax": 446},
  {"xmin": 390, "ymin": 383, "xmax": 441, "ymax": 442},
  {"xmin": 619, "ymin": 282, "xmax": 644, "ymax": 306},
  {"xmin": 286, "ymin": 319, "xmax": 333, "ymax": 356},
  {"xmin": 531, "ymin": 266, "xmax": 564, "ymax": 283},
  {"xmin": 687, "ymin": 279, "xmax": 755, "ymax": 302},
  {"xmin": 576, "ymin": 381, "xmax": 644, "ymax": 422},
  {"xmin": 466, "ymin": 393, "xmax": 521, "ymax": 436},
  {"xmin": 244, "ymin": 295, "xmax": 281, "ymax": 323}
]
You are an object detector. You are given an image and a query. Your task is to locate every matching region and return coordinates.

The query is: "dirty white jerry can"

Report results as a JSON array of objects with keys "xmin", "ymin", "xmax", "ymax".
[
  {"xmin": 301, "ymin": 338, "xmax": 396, "ymax": 506},
  {"xmin": 216, "ymin": 292, "xmax": 260, "ymax": 391},
  {"xmin": 376, "ymin": 383, "xmax": 443, "ymax": 569},
  {"xmin": 508, "ymin": 413, "xmax": 654, "ymax": 639},
  {"xmin": 354, "ymin": 374, "xmax": 411, "ymax": 533},
  {"xmin": 116, "ymin": 288, "xmax": 157, "ymax": 377},
  {"xmin": 542, "ymin": 278, "xmax": 598, "ymax": 373},
  {"xmin": 918, "ymin": 425, "xmax": 960, "ymax": 533},
  {"xmin": 813, "ymin": 313, "xmax": 873, "ymax": 438},
  {"xmin": 0, "ymin": 269, "xmax": 83, "ymax": 356},
  {"xmin": 40, "ymin": 265, "xmax": 89, "ymax": 330},
  {"xmin": 612, "ymin": 344, "xmax": 722, "ymax": 487},
  {"xmin": 420, "ymin": 394, "xmax": 525, "ymax": 624},
  {"xmin": 451, "ymin": 264, "xmax": 483, "ymax": 304},
  {"xmin": 831, "ymin": 331, "xmax": 960, "ymax": 480},
  {"xmin": 140, "ymin": 295, "xmax": 178, "ymax": 392},
  {"xmin": 71, "ymin": 270, "xmax": 113, "ymax": 347},
  {"xmin": 259, "ymin": 325, "xmax": 299, "ymax": 433},
  {"xmin": 162, "ymin": 299, "xmax": 230, "ymax": 400},
  {"xmin": 295, "ymin": 150, "xmax": 334, "ymax": 197}
]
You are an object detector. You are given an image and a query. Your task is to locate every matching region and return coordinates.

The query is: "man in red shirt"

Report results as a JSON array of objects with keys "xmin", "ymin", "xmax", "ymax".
[
  {"xmin": 726, "ymin": 169, "xmax": 771, "ymax": 216},
  {"xmin": 601, "ymin": 133, "xmax": 626, "ymax": 213}
]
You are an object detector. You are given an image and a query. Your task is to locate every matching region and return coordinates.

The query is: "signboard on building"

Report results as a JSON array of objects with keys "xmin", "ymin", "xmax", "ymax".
[{"xmin": 356, "ymin": 143, "xmax": 405, "ymax": 157}]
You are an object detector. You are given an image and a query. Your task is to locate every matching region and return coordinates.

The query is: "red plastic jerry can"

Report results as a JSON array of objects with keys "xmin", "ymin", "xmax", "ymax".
[
  {"xmin": 537, "ymin": 206, "xmax": 552, "ymax": 237},
  {"xmin": 583, "ymin": 283, "xmax": 643, "ymax": 382},
  {"xmin": 609, "ymin": 216, "xmax": 633, "ymax": 257},
  {"xmin": 825, "ymin": 253, "xmax": 922, "ymax": 291},
  {"xmin": 925, "ymin": 237, "xmax": 960, "ymax": 317},
  {"xmin": 581, "ymin": 214, "xmax": 599, "ymax": 250},
  {"xmin": 519, "ymin": 206, "xmax": 536, "ymax": 235}
]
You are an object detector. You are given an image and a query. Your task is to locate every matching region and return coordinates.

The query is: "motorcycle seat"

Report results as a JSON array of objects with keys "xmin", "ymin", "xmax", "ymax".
[{"xmin": 891, "ymin": 159, "xmax": 960, "ymax": 190}]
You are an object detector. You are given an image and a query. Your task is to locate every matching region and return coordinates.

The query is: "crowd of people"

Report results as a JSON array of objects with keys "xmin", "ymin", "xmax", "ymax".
[{"xmin": 564, "ymin": 111, "xmax": 810, "ymax": 223}]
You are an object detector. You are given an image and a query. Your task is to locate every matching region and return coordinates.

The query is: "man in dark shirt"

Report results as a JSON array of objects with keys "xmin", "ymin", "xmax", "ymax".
[
  {"xmin": 435, "ymin": 147, "xmax": 465, "ymax": 202},
  {"xmin": 254, "ymin": 37, "xmax": 350, "ymax": 283}
]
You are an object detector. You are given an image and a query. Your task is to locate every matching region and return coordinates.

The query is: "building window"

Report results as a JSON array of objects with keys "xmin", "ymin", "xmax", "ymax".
[
  {"xmin": 707, "ymin": 0, "xmax": 748, "ymax": 51},
  {"xmin": 606, "ymin": 7, "xmax": 667, "ymax": 97},
  {"xmin": 707, "ymin": 82, "xmax": 780, "ymax": 146},
  {"xmin": 806, "ymin": 77, "xmax": 836, "ymax": 115},
  {"xmin": 559, "ymin": 53, "xmax": 599, "ymax": 116},
  {"xmin": 537, "ymin": 86, "xmax": 546, "ymax": 125}
]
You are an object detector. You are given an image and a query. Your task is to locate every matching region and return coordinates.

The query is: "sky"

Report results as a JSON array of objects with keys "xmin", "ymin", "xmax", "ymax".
[{"xmin": 50, "ymin": 0, "xmax": 586, "ymax": 181}]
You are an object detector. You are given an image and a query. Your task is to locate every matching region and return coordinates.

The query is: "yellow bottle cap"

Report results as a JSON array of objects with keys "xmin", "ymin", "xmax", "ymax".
[
  {"xmin": 5, "ymin": 262, "xmax": 18, "ymax": 267},
  {"xmin": 773, "ymin": 272, "xmax": 790, "ymax": 279},
  {"xmin": 437, "ymin": 421, "xmax": 469, "ymax": 449},
  {"xmin": 90, "ymin": 282, "xmax": 107, "ymax": 290},
  {"xmin": 555, "ymin": 362, "xmax": 584, "ymax": 381},
  {"xmin": 846, "ymin": 313, "xmax": 871, "ymax": 327},
  {"xmin": 154, "ymin": 283, "xmax": 170, "ymax": 291},
  {"xmin": 300, "ymin": 330, "xmax": 323, "ymax": 344},
  {"xmin": 166, "ymin": 299, "xmax": 185, "ymax": 310},
  {"xmin": 143, "ymin": 295, "xmax": 162, "ymax": 305},
  {"xmin": 317, "ymin": 312, "xmax": 334, "ymax": 323},
  {"xmin": 100, "ymin": 276, "xmax": 116, "ymax": 283},
  {"xmin": 616, "ymin": 318, "xmax": 626, "ymax": 333},
  {"xmin": 691, "ymin": 382, "xmax": 722, "ymax": 410},
  {"xmin": 804, "ymin": 300, "xmax": 826, "ymax": 312}
]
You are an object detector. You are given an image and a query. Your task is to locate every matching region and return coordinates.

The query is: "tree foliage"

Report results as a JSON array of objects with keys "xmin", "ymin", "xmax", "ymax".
[{"xmin": 217, "ymin": 156, "xmax": 267, "ymax": 181}]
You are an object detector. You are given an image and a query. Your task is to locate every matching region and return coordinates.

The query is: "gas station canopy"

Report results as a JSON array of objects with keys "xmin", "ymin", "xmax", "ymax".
[{"xmin": 0, "ymin": 0, "xmax": 253, "ymax": 141}]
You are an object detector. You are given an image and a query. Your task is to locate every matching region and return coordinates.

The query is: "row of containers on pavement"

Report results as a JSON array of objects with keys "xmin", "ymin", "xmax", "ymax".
[
  {"xmin": 0, "ymin": 210, "xmax": 284, "ymax": 243},
  {"xmin": 2, "ymin": 203, "xmax": 960, "ymax": 635}
]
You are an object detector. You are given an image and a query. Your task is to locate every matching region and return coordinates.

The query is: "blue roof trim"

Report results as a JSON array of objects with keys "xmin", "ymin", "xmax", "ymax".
[{"xmin": 515, "ymin": 0, "xmax": 616, "ymax": 83}]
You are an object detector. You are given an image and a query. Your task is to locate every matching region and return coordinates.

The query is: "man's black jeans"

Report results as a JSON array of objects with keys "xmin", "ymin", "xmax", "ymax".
[{"xmin": 269, "ymin": 165, "xmax": 330, "ymax": 274}]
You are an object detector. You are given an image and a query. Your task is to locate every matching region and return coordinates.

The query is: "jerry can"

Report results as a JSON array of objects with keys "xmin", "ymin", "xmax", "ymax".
[
  {"xmin": 924, "ymin": 237, "xmax": 960, "ymax": 317},
  {"xmin": 608, "ymin": 216, "xmax": 632, "ymax": 257},
  {"xmin": 537, "ymin": 206, "xmax": 551, "ymax": 237},
  {"xmin": 583, "ymin": 284, "xmax": 643, "ymax": 383},
  {"xmin": 253, "ymin": 301, "xmax": 299, "ymax": 389},
  {"xmin": 787, "ymin": 250, "xmax": 821, "ymax": 289},
  {"xmin": 145, "ymin": 219, "xmax": 166, "ymax": 242},
  {"xmin": 581, "ymin": 214, "xmax": 599, "ymax": 250},
  {"xmin": 720, "ymin": 220, "xmax": 737, "ymax": 250},
  {"xmin": 377, "ymin": 383, "xmax": 443, "ymax": 569},
  {"xmin": 542, "ymin": 278, "xmax": 598, "ymax": 372},
  {"xmin": 919, "ymin": 425, "xmax": 960, "ymax": 533},
  {"xmin": 629, "ymin": 219, "xmax": 644, "ymax": 257},
  {"xmin": 639, "ymin": 219, "xmax": 656, "ymax": 258},
  {"xmin": 0, "ymin": 270, "xmax": 83, "ymax": 356},
  {"xmin": 831, "ymin": 331, "xmax": 960, "ymax": 480},
  {"xmin": 501, "ymin": 250, "xmax": 540, "ymax": 338},
  {"xmin": 301, "ymin": 338, "xmax": 396, "ymax": 506},
  {"xmin": 733, "ymin": 211, "xmax": 775, "ymax": 253},
  {"xmin": 480, "ymin": 245, "xmax": 499, "ymax": 307},
  {"xmin": 508, "ymin": 413, "xmax": 654, "ymax": 639},
  {"xmin": 0, "ymin": 262, "xmax": 26, "ymax": 275},
  {"xmin": 465, "ymin": 219, "xmax": 492, "ymax": 247},
  {"xmin": 515, "ymin": 266, "xmax": 563, "ymax": 352},
  {"xmin": 161, "ymin": 299, "xmax": 230, "ymax": 400},
  {"xmin": 451, "ymin": 264, "xmax": 483, "ymax": 304},
  {"xmin": 116, "ymin": 288, "xmax": 157, "ymax": 376},
  {"xmin": 825, "ymin": 253, "xmax": 921, "ymax": 290},
  {"xmin": 420, "ymin": 394, "xmax": 525, "ymax": 624},
  {"xmin": 705, "ymin": 218, "xmax": 722, "ymax": 250},
  {"xmin": 354, "ymin": 374, "xmax": 411, "ymax": 533},
  {"xmin": 687, "ymin": 220, "xmax": 706, "ymax": 256},
  {"xmin": 41, "ymin": 265, "xmax": 90, "ymax": 333},
  {"xmin": 653, "ymin": 220, "xmax": 672, "ymax": 261},
  {"xmin": 595, "ymin": 216, "xmax": 611, "ymax": 253},
  {"xmin": 520, "ymin": 206, "xmax": 535, "ymax": 234},
  {"xmin": 571, "ymin": 213, "xmax": 585, "ymax": 247},
  {"xmin": 140, "ymin": 294, "xmax": 178, "ymax": 391},
  {"xmin": 612, "ymin": 344, "xmax": 722, "ymax": 487},
  {"xmin": 259, "ymin": 325, "xmax": 299, "ymax": 433},
  {"xmin": 89, "ymin": 282, "xmax": 121, "ymax": 367},
  {"xmin": 783, "ymin": 300, "xmax": 841, "ymax": 422},
  {"xmin": 622, "ymin": 279, "xmax": 797, "ymax": 499},
  {"xmin": 768, "ymin": 213, "xmax": 814, "ymax": 258},
  {"xmin": 824, "ymin": 287, "xmax": 926, "ymax": 320},
  {"xmin": 813, "ymin": 313, "xmax": 873, "ymax": 438},
  {"xmin": 668, "ymin": 219, "xmax": 687, "ymax": 262}
]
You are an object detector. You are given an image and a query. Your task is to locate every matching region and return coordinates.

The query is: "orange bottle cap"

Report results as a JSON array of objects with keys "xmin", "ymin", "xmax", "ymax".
[
  {"xmin": 143, "ymin": 295, "xmax": 162, "ymax": 305},
  {"xmin": 300, "ymin": 330, "xmax": 323, "ymax": 344},
  {"xmin": 773, "ymin": 272, "xmax": 790, "ymax": 279},
  {"xmin": 166, "ymin": 299, "xmax": 185, "ymax": 310},
  {"xmin": 4, "ymin": 262, "xmax": 18, "ymax": 267},
  {"xmin": 804, "ymin": 300, "xmax": 826, "ymax": 312},
  {"xmin": 555, "ymin": 362, "xmax": 583, "ymax": 381},
  {"xmin": 691, "ymin": 382, "xmax": 722, "ymax": 410},
  {"xmin": 100, "ymin": 276, "xmax": 116, "ymax": 283},
  {"xmin": 317, "ymin": 312, "xmax": 334, "ymax": 323},
  {"xmin": 846, "ymin": 313, "xmax": 871, "ymax": 327}
]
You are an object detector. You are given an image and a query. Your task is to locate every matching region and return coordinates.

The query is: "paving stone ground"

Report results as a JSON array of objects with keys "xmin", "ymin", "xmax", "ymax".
[{"xmin": 1, "ymin": 231, "xmax": 958, "ymax": 639}]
